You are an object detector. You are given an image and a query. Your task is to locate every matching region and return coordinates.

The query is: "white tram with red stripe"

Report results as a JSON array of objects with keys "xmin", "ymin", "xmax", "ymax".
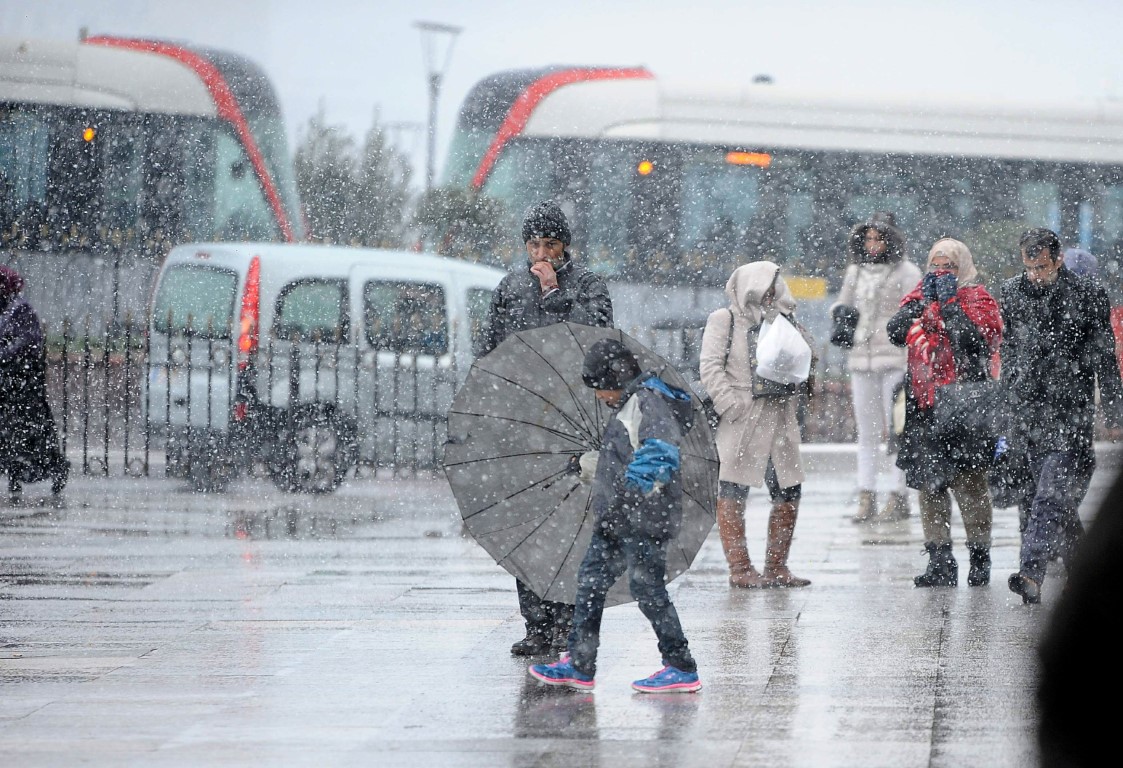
[
  {"xmin": 0, "ymin": 35, "xmax": 305, "ymax": 329},
  {"xmin": 442, "ymin": 66, "xmax": 1123, "ymax": 374}
]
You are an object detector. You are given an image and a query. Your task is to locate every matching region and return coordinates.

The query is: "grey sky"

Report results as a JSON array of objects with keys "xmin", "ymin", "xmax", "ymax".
[{"xmin": 3, "ymin": 0, "xmax": 1121, "ymax": 184}]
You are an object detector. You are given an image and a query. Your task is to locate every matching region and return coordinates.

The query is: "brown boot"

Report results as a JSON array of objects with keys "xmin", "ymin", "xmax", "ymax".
[
  {"xmin": 763, "ymin": 500, "xmax": 811, "ymax": 587},
  {"xmin": 851, "ymin": 490, "xmax": 877, "ymax": 523},
  {"xmin": 717, "ymin": 497, "xmax": 769, "ymax": 588}
]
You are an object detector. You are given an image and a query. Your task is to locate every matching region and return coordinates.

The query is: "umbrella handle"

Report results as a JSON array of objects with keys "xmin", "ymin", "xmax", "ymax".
[{"xmin": 539, "ymin": 456, "xmax": 582, "ymax": 492}]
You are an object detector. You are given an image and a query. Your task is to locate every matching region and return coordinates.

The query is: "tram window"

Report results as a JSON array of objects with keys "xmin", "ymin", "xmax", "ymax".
[
  {"xmin": 846, "ymin": 158, "xmax": 919, "ymax": 239},
  {"xmin": 1019, "ymin": 181, "xmax": 1061, "ymax": 232},
  {"xmin": 99, "ymin": 120, "xmax": 143, "ymax": 234},
  {"xmin": 782, "ymin": 190, "xmax": 817, "ymax": 274},
  {"xmin": 1096, "ymin": 186, "xmax": 1123, "ymax": 252},
  {"xmin": 140, "ymin": 126, "xmax": 191, "ymax": 250},
  {"xmin": 46, "ymin": 111, "xmax": 101, "ymax": 243},
  {"xmin": 585, "ymin": 144, "xmax": 635, "ymax": 275},
  {"xmin": 0, "ymin": 108, "xmax": 49, "ymax": 247},
  {"xmin": 214, "ymin": 128, "xmax": 279, "ymax": 242},
  {"xmin": 485, "ymin": 139, "xmax": 560, "ymax": 235},
  {"xmin": 680, "ymin": 157, "xmax": 761, "ymax": 258}
]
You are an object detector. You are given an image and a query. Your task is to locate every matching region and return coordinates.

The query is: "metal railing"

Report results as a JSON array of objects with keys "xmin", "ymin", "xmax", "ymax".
[
  {"xmin": 42, "ymin": 316, "xmax": 866, "ymax": 486},
  {"xmin": 44, "ymin": 316, "xmax": 459, "ymax": 484}
]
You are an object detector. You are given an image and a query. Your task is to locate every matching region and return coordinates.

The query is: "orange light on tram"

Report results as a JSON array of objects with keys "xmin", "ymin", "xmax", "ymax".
[
  {"xmin": 82, "ymin": 126, "xmax": 96, "ymax": 142},
  {"xmin": 726, "ymin": 151, "xmax": 771, "ymax": 167},
  {"xmin": 636, "ymin": 160, "xmax": 654, "ymax": 176}
]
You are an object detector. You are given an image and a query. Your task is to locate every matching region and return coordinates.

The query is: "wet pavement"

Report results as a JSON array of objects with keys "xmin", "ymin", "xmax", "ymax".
[{"xmin": 1, "ymin": 444, "xmax": 1119, "ymax": 768}]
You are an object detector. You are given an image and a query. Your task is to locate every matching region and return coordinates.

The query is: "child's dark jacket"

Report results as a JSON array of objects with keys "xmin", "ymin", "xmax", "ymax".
[{"xmin": 589, "ymin": 373, "xmax": 694, "ymax": 541}]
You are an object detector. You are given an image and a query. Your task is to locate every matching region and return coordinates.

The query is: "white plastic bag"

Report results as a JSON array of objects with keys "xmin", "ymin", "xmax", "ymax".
[{"xmin": 755, "ymin": 314, "xmax": 812, "ymax": 385}]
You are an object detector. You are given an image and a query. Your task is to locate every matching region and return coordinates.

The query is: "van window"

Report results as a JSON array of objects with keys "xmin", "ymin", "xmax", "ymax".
[
  {"xmin": 467, "ymin": 287, "xmax": 494, "ymax": 358},
  {"xmin": 275, "ymin": 279, "xmax": 348, "ymax": 341},
  {"xmin": 152, "ymin": 264, "xmax": 237, "ymax": 338},
  {"xmin": 364, "ymin": 281, "xmax": 448, "ymax": 356}
]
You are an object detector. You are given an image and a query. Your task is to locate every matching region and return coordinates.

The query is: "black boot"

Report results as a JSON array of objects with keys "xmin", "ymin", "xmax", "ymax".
[
  {"xmin": 967, "ymin": 545, "xmax": 991, "ymax": 587},
  {"xmin": 510, "ymin": 631, "xmax": 552, "ymax": 656},
  {"xmin": 549, "ymin": 624, "xmax": 571, "ymax": 654},
  {"xmin": 1008, "ymin": 572, "xmax": 1041, "ymax": 604},
  {"xmin": 914, "ymin": 542, "xmax": 958, "ymax": 588}
]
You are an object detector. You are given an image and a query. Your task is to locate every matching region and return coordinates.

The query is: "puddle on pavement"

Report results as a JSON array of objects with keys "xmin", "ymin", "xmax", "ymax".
[
  {"xmin": 0, "ymin": 568, "xmax": 164, "ymax": 590},
  {"xmin": 3, "ymin": 499, "xmax": 394, "ymax": 541},
  {"xmin": 226, "ymin": 505, "xmax": 382, "ymax": 540}
]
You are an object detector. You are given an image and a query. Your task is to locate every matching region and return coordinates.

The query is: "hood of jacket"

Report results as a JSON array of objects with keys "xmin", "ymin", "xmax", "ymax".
[
  {"xmin": 624, "ymin": 372, "xmax": 695, "ymax": 432},
  {"xmin": 848, "ymin": 213, "xmax": 906, "ymax": 264},
  {"xmin": 724, "ymin": 260, "xmax": 797, "ymax": 327},
  {"xmin": 925, "ymin": 237, "xmax": 980, "ymax": 286}
]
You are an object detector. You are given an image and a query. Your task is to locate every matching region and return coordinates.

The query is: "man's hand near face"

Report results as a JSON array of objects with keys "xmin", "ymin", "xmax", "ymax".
[
  {"xmin": 526, "ymin": 236, "xmax": 565, "ymax": 293},
  {"xmin": 530, "ymin": 261, "xmax": 559, "ymax": 293}
]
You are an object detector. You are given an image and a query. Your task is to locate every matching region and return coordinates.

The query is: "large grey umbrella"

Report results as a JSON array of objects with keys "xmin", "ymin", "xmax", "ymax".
[{"xmin": 442, "ymin": 322, "xmax": 718, "ymax": 607}]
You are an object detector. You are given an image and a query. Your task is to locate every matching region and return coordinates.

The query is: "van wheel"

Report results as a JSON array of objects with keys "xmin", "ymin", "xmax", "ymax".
[
  {"xmin": 165, "ymin": 431, "xmax": 191, "ymax": 479},
  {"xmin": 272, "ymin": 408, "xmax": 355, "ymax": 494},
  {"xmin": 187, "ymin": 432, "xmax": 233, "ymax": 493},
  {"xmin": 188, "ymin": 457, "xmax": 230, "ymax": 493}
]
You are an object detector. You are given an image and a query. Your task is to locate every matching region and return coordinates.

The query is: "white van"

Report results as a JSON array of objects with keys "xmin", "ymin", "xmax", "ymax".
[{"xmin": 143, "ymin": 242, "xmax": 505, "ymax": 493}]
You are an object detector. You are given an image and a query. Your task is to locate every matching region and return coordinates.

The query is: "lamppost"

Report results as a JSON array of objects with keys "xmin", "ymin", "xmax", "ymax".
[{"xmin": 414, "ymin": 20, "xmax": 462, "ymax": 192}]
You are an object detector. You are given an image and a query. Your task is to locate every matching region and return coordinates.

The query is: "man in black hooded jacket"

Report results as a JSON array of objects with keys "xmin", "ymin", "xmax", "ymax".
[
  {"xmin": 1000, "ymin": 228, "xmax": 1122, "ymax": 604},
  {"xmin": 481, "ymin": 201, "xmax": 613, "ymax": 656}
]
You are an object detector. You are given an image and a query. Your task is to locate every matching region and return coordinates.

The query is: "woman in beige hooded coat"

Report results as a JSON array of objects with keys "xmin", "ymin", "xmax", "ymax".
[{"xmin": 699, "ymin": 261, "xmax": 816, "ymax": 588}]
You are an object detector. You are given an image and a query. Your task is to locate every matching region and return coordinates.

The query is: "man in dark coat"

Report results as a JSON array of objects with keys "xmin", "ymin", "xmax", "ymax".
[
  {"xmin": 481, "ymin": 201, "xmax": 614, "ymax": 656},
  {"xmin": 1036, "ymin": 465, "xmax": 1123, "ymax": 766},
  {"xmin": 480, "ymin": 201, "xmax": 613, "ymax": 354},
  {"xmin": 1000, "ymin": 228, "xmax": 1122, "ymax": 604},
  {"xmin": 0, "ymin": 265, "xmax": 69, "ymax": 501},
  {"xmin": 528, "ymin": 339, "xmax": 701, "ymax": 693}
]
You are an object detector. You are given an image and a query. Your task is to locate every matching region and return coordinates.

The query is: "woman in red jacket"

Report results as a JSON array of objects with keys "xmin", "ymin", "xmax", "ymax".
[{"xmin": 886, "ymin": 239, "xmax": 1003, "ymax": 589}]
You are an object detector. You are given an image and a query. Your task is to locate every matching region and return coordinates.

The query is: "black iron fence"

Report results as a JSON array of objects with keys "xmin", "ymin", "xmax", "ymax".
[
  {"xmin": 46, "ymin": 315, "xmax": 150, "ymax": 478},
  {"xmin": 42, "ymin": 316, "xmax": 863, "ymax": 491},
  {"xmin": 45, "ymin": 316, "xmax": 459, "ymax": 489}
]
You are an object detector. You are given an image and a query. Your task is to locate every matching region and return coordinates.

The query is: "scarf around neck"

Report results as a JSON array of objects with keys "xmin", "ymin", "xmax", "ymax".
[{"xmin": 899, "ymin": 283, "xmax": 1002, "ymax": 408}]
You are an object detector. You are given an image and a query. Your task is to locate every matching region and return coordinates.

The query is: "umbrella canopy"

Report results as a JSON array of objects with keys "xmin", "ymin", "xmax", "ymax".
[{"xmin": 443, "ymin": 322, "xmax": 718, "ymax": 607}]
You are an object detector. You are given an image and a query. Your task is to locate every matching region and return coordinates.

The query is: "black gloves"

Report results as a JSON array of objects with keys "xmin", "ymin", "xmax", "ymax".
[
  {"xmin": 921, "ymin": 272, "xmax": 938, "ymax": 302},
  {"xmin": 830, "ymin": 305, "xmax": 860, "ymax": 348},
  {"xmin": 935, "ymin": 272, "xmax": 958, "ymax": 303}
]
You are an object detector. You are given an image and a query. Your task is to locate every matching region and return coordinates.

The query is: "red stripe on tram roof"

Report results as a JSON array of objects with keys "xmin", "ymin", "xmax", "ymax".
[
  {"xmin": 84, "ymin": 36, "xmax": 296, "ymax": 242},
  {"xmin": 470, "ymin": 67, "xmax": 653, "ymax": 190}
]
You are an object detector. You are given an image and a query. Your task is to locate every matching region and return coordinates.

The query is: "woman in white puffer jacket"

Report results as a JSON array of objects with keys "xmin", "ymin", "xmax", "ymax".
[{"xmin": 829, "ymin": 212, "xmax": 922, "ymax": 523}]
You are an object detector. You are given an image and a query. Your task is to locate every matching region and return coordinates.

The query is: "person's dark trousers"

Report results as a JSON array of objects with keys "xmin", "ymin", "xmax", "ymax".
[
  {"xmin": 516, "ymin": 578, "xmax": 573, "ymax": 643},
  {"xmin": 1018, "ymin": 449, "xmax": 1095, "ymax": 583},
  {"xmin": 567, "ymin": 526, "xmax": 696, "ymax": 679}
]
